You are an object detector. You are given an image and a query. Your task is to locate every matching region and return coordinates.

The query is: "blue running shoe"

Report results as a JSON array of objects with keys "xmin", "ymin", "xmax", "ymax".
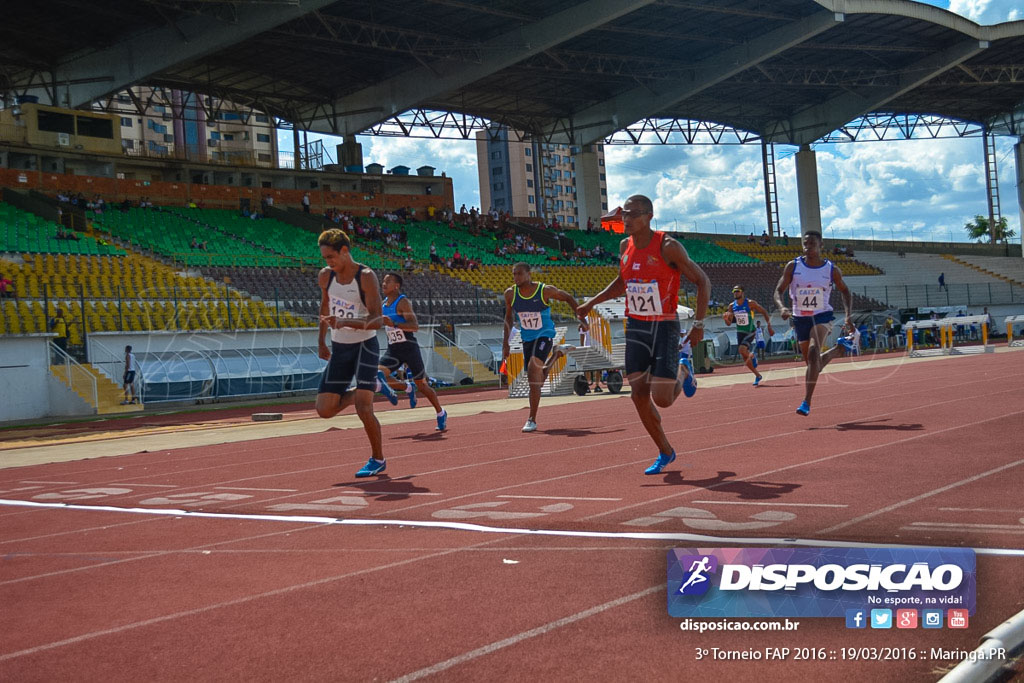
[
  {"xmin": 355, "ymin": 458, "xmax": 386, "ymax": 477},
  {"xmin": 751, "ymin": 356, "xmax": 758, "ymax": 370},
  {"xmin": 645, "ymin": 450, "xmax": 676, "ymax": 475},
  {"xmin": 836, "ymin": 338, "xmax": 853, "ymax": 353},
  {"xmin": 678, "ymin": 358, "xmax": 697, "ymax": 398},
  {"xmin": 796, "ymin": 401, "xmax": 810, "ymax": 416},
  {"xmin": 753, "ymin": 375, "xmax": 762, "ymax": 387},
  {"xmin": 377, "ymin": 371, "xmax": 398, "ymax": 405},
  {"xmin": 408, "ymin": 383, "xmax": 417, "ymax": 409},
  {"xmin": 436, "ymin": 409, "xmax": 447, "ymax": 431}
]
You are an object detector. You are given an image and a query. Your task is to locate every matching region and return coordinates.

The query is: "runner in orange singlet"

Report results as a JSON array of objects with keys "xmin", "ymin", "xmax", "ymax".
[{"xmin": 577, "ymin": 195, "xmax": 711, "ymax": 475}]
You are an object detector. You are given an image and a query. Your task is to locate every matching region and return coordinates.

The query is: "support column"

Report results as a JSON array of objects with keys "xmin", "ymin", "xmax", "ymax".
[
  {"xmin": 1016, "ymin": 138, "xmax": 1024, "ymax": 258},
  {"xmin": 573, "ymin": 144, "xmax": 602, "ymax": 229},
  {"xmin": 292, "ymin": 126, "xmax": 300, "ymax": 170},
  {"xmin": 336, "ymin": 135, "xmax": 363, "ymax": 172},
  {"xmin": 795, "ymin": 144, "xmax": 822, "ymax": 236},
  {"xmin": 761, "ymin": 140, "xmax": 780, "ymax": 238}
]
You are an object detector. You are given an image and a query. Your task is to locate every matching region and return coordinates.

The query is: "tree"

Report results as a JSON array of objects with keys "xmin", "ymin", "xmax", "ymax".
[{"xmin": 963, "ymin": 215, "xmax": 1016, "ymax": 244}]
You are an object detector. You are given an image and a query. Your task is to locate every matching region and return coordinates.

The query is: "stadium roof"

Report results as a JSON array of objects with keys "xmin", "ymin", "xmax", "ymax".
[{"xmin": 2, "ymin": 0, "xmax": 1023, "ymax": 145}]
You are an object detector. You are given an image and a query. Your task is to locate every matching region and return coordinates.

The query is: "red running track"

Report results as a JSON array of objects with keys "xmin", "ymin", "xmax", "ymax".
[{"xmin": 1, "ymin": 351, "xmax": 1023, "ymax": 681}]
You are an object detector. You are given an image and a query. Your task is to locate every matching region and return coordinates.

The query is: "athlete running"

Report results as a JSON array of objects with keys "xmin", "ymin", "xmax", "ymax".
[
  {"xmin": 315, "ymin": 228, "xmax": 387, "ymax": 477},
  {"xmin": 377, "ymin": 272, "xmax": 448, "ymax": 431},
  {"xmin": 577, "ymin": 195, "xmax": 711, "ymax": 474},
  {"xmin": 773, "ymin": 230, "xmax": 853, "ymax": 416},
  {"xmin": 723, "ymin": 285, "xmax": 773, "ymax": 386},
  {"xmin": 502, "ymin": 262, "xmax": 586, "ymax": 433}
]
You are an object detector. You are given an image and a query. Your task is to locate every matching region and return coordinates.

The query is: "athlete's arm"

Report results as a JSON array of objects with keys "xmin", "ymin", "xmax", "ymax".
[
  {"xmin": 543, "ymin": 285, "xmax": 589, "ymax": 331},
  {"xmin": 502, "ymin": 288, "xmax": 515, "ymax": 359},
  {"xmin": 577, "ymin": 239, "xmax": 628, "ymax": 319},
  {"xmin": 831, "ymin": 265, "xmax": 854, "ymax": 327},
  {"xmin": 393, "ymin": 297, "xmax": 419, "ymax": 332},
  {"xmin": 749, "ymin": 300, "xmax": 775, "ymax": 335},
  {"xmin": 317, "ymin": 268, "xmax": 331, "ymax": 360},
  {"xmin": 663, "ymin": 237, "xmax": 710, "ymax": 341},
  {"xmin": 774, "ymin": 261, "xmax": 796, "ymax": 319}
]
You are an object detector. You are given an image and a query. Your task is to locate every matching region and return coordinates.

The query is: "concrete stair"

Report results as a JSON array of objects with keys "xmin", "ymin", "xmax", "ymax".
[
  {"xmin": 51, "ymin": 363, "xmax": 144, "ymax": 415},
  {"xmin": 434, "ymin": 344, "xmax": 498, "ymax": 384},
  {"xmin": 947, "ymin": 254, "xmax": 1024, "ymax": 288}
]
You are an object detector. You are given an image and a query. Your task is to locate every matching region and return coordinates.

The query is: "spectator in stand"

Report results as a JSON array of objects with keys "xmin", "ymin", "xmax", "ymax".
[
  {"xmin": 403, "ymin": 256, "xmax": 414, "ymax": 270},
  {"xmin": 938, "ymin": 272, "xmax": 946, "ymax": 291},
  {"xmin": 429, "ymin": 242, "xmax": 439, "ymax": 264},
  {"xmin": 747, "ymin": 232, "xmax": 756, "ymax": 243},
  {"xmin": 50, "ymin": 308, "xmax": 68, "ymax": 360},
  {"xmin": 302, "ymin": 192, "xmax": 311, "ymax": 214},
  {"xmin": 0, "ymin": 274, "xmax": 14, "ymax": 298}
]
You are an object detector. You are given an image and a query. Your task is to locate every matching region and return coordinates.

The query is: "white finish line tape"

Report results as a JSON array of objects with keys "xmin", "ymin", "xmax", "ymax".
[{"xmin": 2, "ymin": 498, "xmax": 1022, "ymax": 557}]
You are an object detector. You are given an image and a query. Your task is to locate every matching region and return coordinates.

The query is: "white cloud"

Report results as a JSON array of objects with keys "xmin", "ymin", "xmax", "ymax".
[{"xmin": 946, "ymin": 0, "xmax": 1022, "ymax": 23}]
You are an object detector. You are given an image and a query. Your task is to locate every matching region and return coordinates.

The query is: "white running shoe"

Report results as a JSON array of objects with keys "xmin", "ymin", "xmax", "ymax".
[{"xmin": 522, "ymin": 419, "xmax": 538, "ymax": 433}]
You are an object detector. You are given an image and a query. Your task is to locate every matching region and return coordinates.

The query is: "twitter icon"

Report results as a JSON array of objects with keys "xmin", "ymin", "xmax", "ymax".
[{"xmin": 871, "ymin": 609, "xmax": 893, "ymax": 629}]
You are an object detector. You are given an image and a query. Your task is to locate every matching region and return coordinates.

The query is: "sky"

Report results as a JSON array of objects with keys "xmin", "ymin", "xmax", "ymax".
[{"xmin": 277, "ymin": 0, "xmax": 1022, "ymax": 244}]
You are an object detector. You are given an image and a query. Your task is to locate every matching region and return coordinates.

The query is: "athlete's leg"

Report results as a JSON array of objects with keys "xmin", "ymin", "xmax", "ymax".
[
  {"xmin": 414, "ymin": 377, "xmax": 443, "ymax": 413},
  {"xmin": 649, "ymin": 374, "xmax": 679, "ymax": 408},
  {"xmin": 316, "ymin": 389, "xmax": 356, "ymax": 419},
  {"xmin": 378, "ymin": 366, "xmax": 407, "ymax": 393},
  {"xmin": 353, "ymin": 388, "xmax": 383, "ymax": 460},
  {"xmin": 526, "ymin": 356, "xmax": 545, "ymax": 422},
  {"xmin": 630, "ymin": 372, "xmax": 672, "ymax": 454},
  {"xmin": 802, "ymin": 323, "xmax": 837, "ymax": 405},
  {"xmin": 739, "ymin": 343, "xmax": 759, "ymax": 376}
]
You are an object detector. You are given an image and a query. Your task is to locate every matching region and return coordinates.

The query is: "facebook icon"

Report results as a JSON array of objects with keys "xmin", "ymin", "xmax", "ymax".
[{"xmin": 846, "ymin": 609, "xmax": 867, "ymax": 629}]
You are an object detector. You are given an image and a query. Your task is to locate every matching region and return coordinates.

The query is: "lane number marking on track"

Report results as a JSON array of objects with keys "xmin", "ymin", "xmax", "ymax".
[
  {"xmin": 138, "ymin": 492, "xmax": 252, "ymax": 506},
  {"xmin": 622, "ymin": 506, "xmax": 796, "ymax": 530},
  {"xmin": 32, "ymin": 487, "xmax": 133, "ymax": 501},
  {"xmin": 267, "ymin": 496, "xmax": 369, "ymax": 513},
  {"xmin": 432, "ymin": 501, "xmax": 574, "ymax": 521}
]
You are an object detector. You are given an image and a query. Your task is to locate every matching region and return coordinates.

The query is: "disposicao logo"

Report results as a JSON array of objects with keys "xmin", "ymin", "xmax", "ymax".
[
  {"xmin": 676, "ymin": 555, "xmax": 718, "ymax": 596},
  {"xmin": 667, "ymin": 548, "xmax": 975, "ymax": 619}
]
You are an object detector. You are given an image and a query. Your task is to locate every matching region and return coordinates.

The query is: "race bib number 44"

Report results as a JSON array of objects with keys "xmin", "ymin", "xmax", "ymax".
[
  {"xmin": 519, "ymin": 311, "xmax": 543, "ymax": 330},
  {"xmin": 626, "ymin": 281, "xmax": 663, "ymax": 316},
  {"xmin": 795, "ymin": 287, "xmax": 825, "ymax": 315}
]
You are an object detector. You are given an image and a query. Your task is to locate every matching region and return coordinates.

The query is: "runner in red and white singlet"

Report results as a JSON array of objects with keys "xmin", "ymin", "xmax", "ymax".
[{"xmin": 577, "ymin": 194, "xmax": 711, "ymax": 476}]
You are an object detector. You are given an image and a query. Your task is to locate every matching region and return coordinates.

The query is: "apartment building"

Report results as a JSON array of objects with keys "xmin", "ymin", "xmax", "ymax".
[
  {"xmin": 97, "ymin": 87, "xmax": 277, "ymax": 168},
  {"xmin": 476, "ymin": 126, "xmax": 607, "ymax": 226}
]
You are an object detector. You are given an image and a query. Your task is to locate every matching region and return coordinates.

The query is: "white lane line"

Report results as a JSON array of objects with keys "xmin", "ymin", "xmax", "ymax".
[
  {"xmin": 819, "ymin": 457, "xmax": 1024, "ymax": 534},
  {"xmin": 2, "ymin": 499, "xmax": 1022, "ymax": 557},
  {"xmin": 902, "ymin": 526, "xmax": 1024, "ymax": 535},
  {"xmin": 0, "ymin": 534, "xmax": 507, "ymax": 662},
  {"xmin": 939, "ymin": 507, "xmax": 1023, "ymax": 513},
  {"xmin": 909, "ymin": 522, "xmax": 1024, "ymax": 530},
  {"xmin": 214, "ymin": 486, "xmax": 297, "ymax": 492},
  {"xmin": 357, "ymin": 491, "xmax": 441, "ymax": 497},
  {"xmin": 21, "ymin": 481, "xmax": 77, "ymax": 485},
  {"xmin": 692, "ymin": 500, "xmax": 847, "ymax": 508},
  {"xmin": 497, "ymin": 495, "xmax": 622, "ymax": 502},
  {"xmin": 390, "ymin": 585, "xmax": 662, "ymax": 683},
  {"xmin": 585, "ymin": 408, "xmax": 1024, "ymax": 523},
  {"xmin": 112, "ymin": 483, "xmax": 177, "ymax": 488}
]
